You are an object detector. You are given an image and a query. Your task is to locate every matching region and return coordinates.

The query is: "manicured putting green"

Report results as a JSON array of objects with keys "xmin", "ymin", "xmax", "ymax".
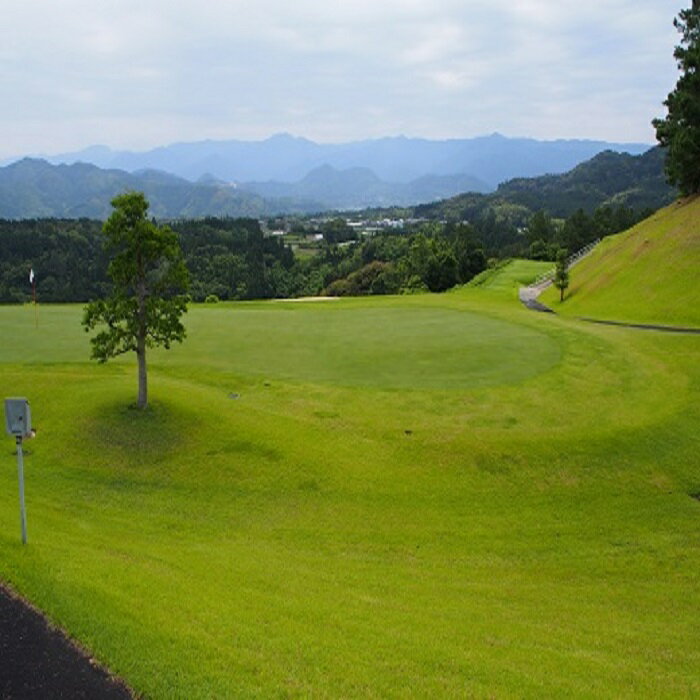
[
  {"xmin": 173, "ymin": 305, "xmax": 561, "ymax": 389},
  {"xmin": 0, "ymin": 303, "xmax": 561, "ymax": 390}
]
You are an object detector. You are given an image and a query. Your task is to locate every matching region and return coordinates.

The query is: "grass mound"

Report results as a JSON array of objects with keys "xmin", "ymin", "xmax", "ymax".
[{"xmin": 540, "ymin": 196, "xmax": 700, "ymax": 327}]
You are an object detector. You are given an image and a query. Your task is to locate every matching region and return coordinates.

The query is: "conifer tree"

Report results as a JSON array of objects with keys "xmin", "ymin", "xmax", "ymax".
[{"xmin": 653, "ymin": 2, "xmax": 700, "ymax": 196}]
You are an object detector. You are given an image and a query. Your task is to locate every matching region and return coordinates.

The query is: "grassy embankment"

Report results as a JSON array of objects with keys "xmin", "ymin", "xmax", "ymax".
[
  {"xmin": 0, "ymin": 254, "xmax": 698, "ymax": 697},
  {"xmin": 541, "ymin": 195, "xmax": 700, "ymax": 327}
]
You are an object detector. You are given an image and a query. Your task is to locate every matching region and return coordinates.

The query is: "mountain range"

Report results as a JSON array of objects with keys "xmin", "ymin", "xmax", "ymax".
[
  {"xmin": 26, "ymin": 132, "xmax": 649, "ymax": 188},
  {"xmin": 0, "ymin": 141, "xmax": 671, "ymax": 221},
  {"xmin": 0, "ymin": 159, "xmax": 495, "ymax": 218}
]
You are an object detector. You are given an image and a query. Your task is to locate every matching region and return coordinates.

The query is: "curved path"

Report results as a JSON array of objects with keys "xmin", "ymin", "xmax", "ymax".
[
  {"xmin": 0, "ymin": 584, "xmax": 132, "ymax": 699},
  {"xmin": 575, "ymin": 316, "xmax": 700, "ymax": 334},
  {"xmin": 519, "ymin": 286, "xmax": 700, "ymax": 333},
  {"xmin": 519, "ymin": 239, "xmax": 700, "ymax": 334},
  {"xmin": 518, "ymin": 285, "xmax": 555, "ymax": 313}
]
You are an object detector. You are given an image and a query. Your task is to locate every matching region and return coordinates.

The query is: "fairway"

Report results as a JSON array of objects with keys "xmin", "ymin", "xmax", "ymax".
[{"xmin": 0, "ymin": 271, "xmax": 699, "ymax": 697}]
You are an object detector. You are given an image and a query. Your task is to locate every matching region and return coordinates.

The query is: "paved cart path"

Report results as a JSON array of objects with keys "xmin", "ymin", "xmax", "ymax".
[
  {"xmin": 519, "ymin": 285, "xmax": 700, "ymax": 334},
  {"xmin": 0, "ymin": 584, "xmax": 133, "ymax": 699}
]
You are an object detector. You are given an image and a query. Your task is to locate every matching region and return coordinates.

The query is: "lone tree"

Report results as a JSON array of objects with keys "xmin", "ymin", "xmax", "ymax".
[
  {"xmin": 553, "ymin": 249, "xmax": 569, "ymax": 302},
  {"xmin": 83, "ymin": 192, "xmax": 189, "ymax": 409},
  {"xmin": 653, "ymin": 1, "xmax": 700, "ymax": 196}
]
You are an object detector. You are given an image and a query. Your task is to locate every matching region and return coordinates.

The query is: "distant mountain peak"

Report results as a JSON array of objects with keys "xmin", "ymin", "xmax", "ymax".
[
  {"xmin": 197, "ymin": 172, "xmax": 226, "ymax": 185},
  {"xmin": 264, "ymin": 132, "xmax": 317, "ymax": 147},
  {"xmin": 301, "ymin": 164, "xmax": 381, "ymax": 184}
]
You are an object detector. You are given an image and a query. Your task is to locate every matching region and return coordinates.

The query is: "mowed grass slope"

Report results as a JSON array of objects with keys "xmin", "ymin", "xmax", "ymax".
[
  {"xmin": 541, "ymin": 195, "xmax": 700, "ymax": 327},
  {"xmin": 0, "ymin": 265, "xmax": 699, "ymax": 697},
  {"xmin": 466, "ymin": 258, "xmax": 554, "ymax": 295}
]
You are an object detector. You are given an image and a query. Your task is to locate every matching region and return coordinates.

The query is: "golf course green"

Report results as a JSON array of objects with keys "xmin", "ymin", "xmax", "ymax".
[{"xmin": 0, "ymin": 256, "xmax": 698, "ymax": 697}]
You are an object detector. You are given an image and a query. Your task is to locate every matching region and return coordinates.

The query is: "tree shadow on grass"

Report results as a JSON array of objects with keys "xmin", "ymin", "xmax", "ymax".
[{"xmin": 80, "ymin": 396, "xmax": 203, "ymax": 468}]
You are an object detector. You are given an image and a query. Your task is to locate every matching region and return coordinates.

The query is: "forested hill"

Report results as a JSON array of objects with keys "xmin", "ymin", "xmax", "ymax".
[
  {"xmin": 241, "ymin": 166, "xmax": 492, "ymax": 209},
  {"xmin": 414, "ymin": 147, "xmax": 675, "ymax": 221},
  {"xmin": 0, "ymin": 158, "xmax": 489, "ymax": 217},
  {"xmin": 496, "ymin": 147, "xmax": 673, "ymax": 216},
  {"xmin": 0, "ymin": 159, "xmax": 321, "ymax": 219}
]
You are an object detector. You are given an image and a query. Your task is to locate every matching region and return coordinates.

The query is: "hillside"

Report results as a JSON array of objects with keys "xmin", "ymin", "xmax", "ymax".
[
  {"xmin": 242, "ymin": 165, "xmax": 492, "ymax": 208},
  {"xmin": 540, "ymin": 196, "xmax": 700, "ymax": 327},
  {"xmin": 0, "ymin": 159, "xmax": 319, "ymax": 219},
  {"xmin": 415, "ymin": 147, "xmax": 675, "ymax": 221},
  {"xmin": 496, "ymin": 147, "xmax": 674, "ymax": 216}
]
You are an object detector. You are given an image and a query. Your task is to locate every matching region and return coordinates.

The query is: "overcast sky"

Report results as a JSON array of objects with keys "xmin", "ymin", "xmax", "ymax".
[{"xmin": 0, "ymin": 1, "xmax": 684, "ymax": 158}]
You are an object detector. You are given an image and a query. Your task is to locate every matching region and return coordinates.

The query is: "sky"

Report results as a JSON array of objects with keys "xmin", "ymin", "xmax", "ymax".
[{"xmin": 0, "ymin": 0, "xmax": 685, "ymax": 159}]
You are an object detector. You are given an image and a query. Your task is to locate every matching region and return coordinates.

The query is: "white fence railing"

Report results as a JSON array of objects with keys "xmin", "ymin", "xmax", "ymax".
[
  {"xmin": 529, "ymin": 238, "xmax": 601, "ymax": 290},
  {"xmin": 566, "ymin": 238, "xmax": 600, "ymax": 269}
]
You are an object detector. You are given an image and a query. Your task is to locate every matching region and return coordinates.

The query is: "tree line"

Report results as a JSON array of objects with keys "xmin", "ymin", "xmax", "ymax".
[
  {"xmin": 0, "ymin": 201, "xmax": 654, "ymax": 304},
  {"xmin": 524, "ymin": 205, "xmax": 652, "ymax": 261},
  {"xmin": 0, "ymin": 217, "xmax": 290, "ymax": 303}
]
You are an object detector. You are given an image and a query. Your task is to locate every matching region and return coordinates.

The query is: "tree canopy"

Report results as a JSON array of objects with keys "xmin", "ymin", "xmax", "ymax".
[
  {"xmin": 553, "ymin": 250, "xmax": 570, "ymax": 302},
  {"xmin": 82, "ymin": 192, "xmax": 189, "ymax": 408},
  {"xmin": 653, "ymin": 2, "xmax": 700, "ymax": 196}
]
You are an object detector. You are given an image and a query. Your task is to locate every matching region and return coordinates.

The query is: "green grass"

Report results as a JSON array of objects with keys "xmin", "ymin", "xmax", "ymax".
[
  {"xmin": 466, "ymin": 258, "xmax": 554, "ymax": 295},
  {"xmin": 540, "ymin": 196, "xmax": 700, "ymax": 327},
  {"xmin": 0, "ymin": 260, "xmax": 699, "ymax": 697}
]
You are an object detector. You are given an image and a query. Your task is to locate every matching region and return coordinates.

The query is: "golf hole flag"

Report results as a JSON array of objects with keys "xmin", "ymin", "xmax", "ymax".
[{"xmin": 29, "ymin": 268, "xmax": 38, "ymax": 327}]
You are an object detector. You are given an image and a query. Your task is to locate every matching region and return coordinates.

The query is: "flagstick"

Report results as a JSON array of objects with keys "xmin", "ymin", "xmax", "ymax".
[{"xmin": 33, "ymin": 279, "xmax": 38, "ymax": 328}]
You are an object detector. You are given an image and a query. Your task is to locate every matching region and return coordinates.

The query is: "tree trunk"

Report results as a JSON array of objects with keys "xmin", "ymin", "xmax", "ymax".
[
  {"xmin": 560, "ymin": 286, "xmax": 564, "ymax": 302},
  {"xmin": 137, "ymin": 343, "xmax": 148, "ymax": 409},
  {"xmin": 136, "ymin": 270, "xmax": 148, "ymax": 409}
]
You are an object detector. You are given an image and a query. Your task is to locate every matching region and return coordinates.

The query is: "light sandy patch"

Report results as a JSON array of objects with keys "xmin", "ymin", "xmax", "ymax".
[{"xmin": 272, "ymin": 296, "xmax": 340, "ymax": 302}]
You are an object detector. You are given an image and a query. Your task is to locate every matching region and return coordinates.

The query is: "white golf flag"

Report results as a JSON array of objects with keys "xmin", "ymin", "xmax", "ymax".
[{"xmin": 29, "ymin": 269, "xmax": 34, "ymax": 284}]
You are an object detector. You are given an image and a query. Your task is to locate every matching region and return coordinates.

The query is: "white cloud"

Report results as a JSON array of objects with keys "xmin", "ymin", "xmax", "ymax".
[
  {"xmin": 0, "ymin": 0, "xmax": 683, "ymax": 157},
  {"xmin": 400, "ymin": 23, "xmax": 469, "ymax": 65},
  {"xmin": 425, "ymin": 70, "xmax": 473, "ymax": 91}
]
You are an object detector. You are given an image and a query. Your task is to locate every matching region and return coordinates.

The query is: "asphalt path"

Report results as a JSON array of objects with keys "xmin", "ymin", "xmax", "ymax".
[
  {"xmin": 519, "ymin": 287, "xmax": 700, "ymax": 333},
  {"xmin": 0, "ymin": 584, "xmax": 132, "ymax": 699}
]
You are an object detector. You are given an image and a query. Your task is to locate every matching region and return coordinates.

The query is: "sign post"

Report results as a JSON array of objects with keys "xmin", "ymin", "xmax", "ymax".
[
  {"xmin": 15, "ymin": 436, "xmax": 27, "ymax": 544},
  {"xmin": 4, "ymin": 398, "xmax": 33, "ymax": 545}
]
